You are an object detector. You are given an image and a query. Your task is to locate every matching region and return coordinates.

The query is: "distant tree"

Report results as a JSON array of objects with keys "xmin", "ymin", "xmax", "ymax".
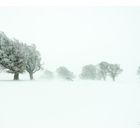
[
  {"xmin": 43, "ymin": 69, "xmax": 54, "ymax": 79},
  {"xmin": 95, "ymin": 67, "xmax": 103, "ymax": 80},
  {"xmin": 137, "ymin": 66, "xmax": 140, "ymax": 77},
  {"xmin": 80, "ymin": 64, "xmax": 97, "ymax": 80},
  {"xmin": 0, "ymin": 34, "xmax": 27, "ymax": 80},
  {"xmin": 108, "ymin": 64, "xmax": 123, "ymax": 81},
  {"xmin": 56, "ymin": 66, "xmax": 75, "ymax": 81},
  {"xmin": 98, "ymin": 61, "xmax": 110, "ymax": 80},
  {"xmin": 26, "ymin": 44, "xmax": 42, "ymax": 80}
]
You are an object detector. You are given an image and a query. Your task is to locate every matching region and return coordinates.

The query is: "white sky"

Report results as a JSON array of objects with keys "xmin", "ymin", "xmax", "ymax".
[{"xmin": 0, "ymin": 7, "xmax": 140, "ymax": 80}]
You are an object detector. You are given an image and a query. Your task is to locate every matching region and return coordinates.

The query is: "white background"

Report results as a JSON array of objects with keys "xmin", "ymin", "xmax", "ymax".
[
  {"xmin": 0, "ymin": 128, "xmax": 140, "ymax": 140},
  {"xmin": 0, "ymin": 0, "xmax": 140, "ymax": 139}
]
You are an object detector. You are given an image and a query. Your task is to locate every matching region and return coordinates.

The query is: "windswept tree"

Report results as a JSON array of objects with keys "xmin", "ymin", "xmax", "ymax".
[
  {"xmin": 26, "ymin": 44, "xmax": 41, "ymax": 80},
  {"xmin": 0, "ymin": 33, "xmax": 27, "ymax": 80},
  {"xmin": 98, "ymin": 61, "xmax": 110, "ymax": 80},
  {"xmin": 0, "ymin": 32, "xmax": 9, "ymax": 71},
  {"xmin": 56, "ymin": 66, "xmax": 75, "ymax": 81},
  {"xmin": 0, "ymin": 31, "xmax": 42, "ymax": 80},
  {"xmin": 80, "ymin": 64, "xmax": 97, "ymax": 80},
  {"xmin": 0, "ymin": 31, "xmax": 9, "ymax": 47},
  {"xmin": 108, "ymin": 64, "xmax": 123, "ymax": 81}
]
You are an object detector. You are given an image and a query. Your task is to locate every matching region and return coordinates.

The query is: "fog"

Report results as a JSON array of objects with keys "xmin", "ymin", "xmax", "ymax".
[
  {"xmin": 0, "ymin": 7, "xmax": 140, "ymax": 81},
  {"xmin": 1, "ymin": 7, "xmax": 140, "ymax": 128}
]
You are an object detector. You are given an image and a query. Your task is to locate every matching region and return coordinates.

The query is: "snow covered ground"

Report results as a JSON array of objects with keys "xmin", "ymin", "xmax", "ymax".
[{"xmin": 0, "ymin": 73, "xmax": 140, "ymax": 128}]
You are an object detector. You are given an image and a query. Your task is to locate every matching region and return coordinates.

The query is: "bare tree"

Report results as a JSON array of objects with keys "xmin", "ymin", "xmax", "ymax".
[
  {"xmin": 108, "ymin": 64, "xmax": 123, "ymax": 81},
  {"xmin": 98, "ymin": 61, "xmax": 110, "ymax": 80}
]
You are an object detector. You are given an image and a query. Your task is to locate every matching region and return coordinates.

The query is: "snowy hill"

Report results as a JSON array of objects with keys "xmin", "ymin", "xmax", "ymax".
[{"xmin": 0, "ymin": 79, "xmax": 140, "ymax": 127}]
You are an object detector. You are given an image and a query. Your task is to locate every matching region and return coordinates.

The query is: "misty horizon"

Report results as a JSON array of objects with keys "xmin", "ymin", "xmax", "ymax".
[{"xmin": 0, "ymin": 7, "xmax": 140, "ymax": 81}]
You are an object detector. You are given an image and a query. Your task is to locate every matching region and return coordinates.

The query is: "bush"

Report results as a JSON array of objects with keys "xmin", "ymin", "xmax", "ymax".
[
  {"xmin": 56, "ymin": 66, "xmax": 75, "ymax": 81},
  {"xmin": 43, "ymin": 69, "xmax": 54, "ymax": 79}
]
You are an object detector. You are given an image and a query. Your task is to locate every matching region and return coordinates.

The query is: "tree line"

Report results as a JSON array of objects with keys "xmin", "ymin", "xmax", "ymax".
[
  {"xmin": 1, "ymin": 31, "xmax": 140, "ymax": 81},
  {"xmin": 52, "ymin": 62, "xmax": 123, "ymax": 81}
]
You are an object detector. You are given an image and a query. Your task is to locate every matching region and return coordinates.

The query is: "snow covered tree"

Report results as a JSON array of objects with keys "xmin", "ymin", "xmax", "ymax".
[
  {"xmin": 56, "ymin": 66, "xmax": 75, "ymax": 81},
  {"xmin": 80, "ymin": 64, "xmax": 97, "ymax": 80},
  {"xmin": 108, "ymin": 64, "xmax": 123, "ymax": 81},
  {"xmin": 0, "ymin": 32, "xmax": 9, "ymax": 71},
  {"xmin": 0, "ymin": 31, "xmax": 42, "ymax": 80},
  {"xmin": 0, "ymin": 31, "xmax": 9, "ymax": 48},
  {"xmin": 0, "ymin": 33, "xmax": 27, "ymax": 80},
  {"xmin": 26, "ymin": 44, "xmax": 41, "ymax": 80},
  {"xmin": 97, "ymin": 61, "xmax": 110, "ymax": 80},
  {"xmin": 0, "ymin": 39, "xmax": 27, "ymax": 80}
]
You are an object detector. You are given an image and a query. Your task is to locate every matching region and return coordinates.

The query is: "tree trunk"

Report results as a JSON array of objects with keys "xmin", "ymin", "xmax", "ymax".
[
  {"xmin": 112, "ymin": 76, "xmax": 115, "ymax": 81},
  {"xmin": 14, "ymin": 73, "xmax": 19, "ymax": 80},
  {"xmin": 103, "ymin": 76, "xmax": 106, "ymax": 81},
  {"xmin": 29, "ymin": 72, "xmax": 34, "ymax": 80}
]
